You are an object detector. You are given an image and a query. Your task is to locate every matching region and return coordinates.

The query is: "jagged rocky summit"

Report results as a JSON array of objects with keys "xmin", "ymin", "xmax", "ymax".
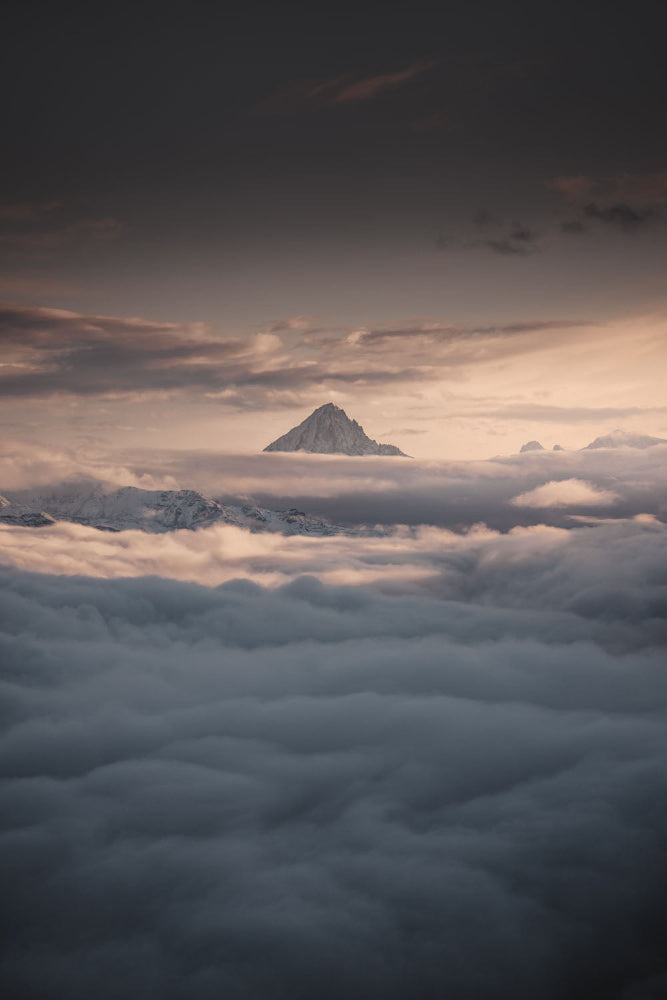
[
  {"xmin": 0, "ymin": 485, "xmax": 382, "ymax": 537},
  {"xmin": 520, "ymin": 440, "xmax": 544, "ymax": 453},
  {"xmin": 264, "ymin": 403, "xmax": 407, "ymax": 456}
]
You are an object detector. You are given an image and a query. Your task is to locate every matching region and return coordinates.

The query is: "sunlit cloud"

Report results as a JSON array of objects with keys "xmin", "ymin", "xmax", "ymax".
[{"xmin": 511, "ymin": 478, "xmax": 618, "ymax": 508}]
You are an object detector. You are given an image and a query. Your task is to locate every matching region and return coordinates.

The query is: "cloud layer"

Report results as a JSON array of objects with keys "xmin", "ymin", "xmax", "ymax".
[
  {"xmin": 0, "ymin": 303, "xmax": 600, "ymax": 404},
  {"xmin": 4, "ymin": 438, "xmax": 667, "ymax": 532},
  {"xmin": 1, "ymin": 524, "xmax": 666, "ymax": 998}
]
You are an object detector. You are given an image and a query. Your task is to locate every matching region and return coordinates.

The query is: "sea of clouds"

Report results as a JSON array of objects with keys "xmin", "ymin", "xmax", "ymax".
[
  {"xmin": 4, "ymin": 436, "xmax": 667, "ymax": 530},
  {"xmin": 1, "ymin": 502, "xmax": 667, "ymax": 998}
]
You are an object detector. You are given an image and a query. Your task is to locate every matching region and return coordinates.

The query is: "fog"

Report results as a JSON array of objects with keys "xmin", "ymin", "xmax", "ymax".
[{"xmin": 1, "ymin": 509, "xmax": 666, "ymax": 998}]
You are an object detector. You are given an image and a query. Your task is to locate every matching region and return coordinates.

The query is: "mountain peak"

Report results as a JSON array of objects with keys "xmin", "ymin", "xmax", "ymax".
[
  {"xmin": 582, "ymin": 429, "xmax": 667, "ymax": 450},
  {"xmin": 264, "ymin": 403, "xmax": 407, "ymax": 456},
  {"xmin": 0, "ymin": 484, "xmax": 383, "ymax": 537}
]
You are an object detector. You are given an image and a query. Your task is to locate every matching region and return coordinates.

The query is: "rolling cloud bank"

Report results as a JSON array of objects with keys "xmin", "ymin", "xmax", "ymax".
[{"xmin": 1, "ymin": 498, "xmax": 666, "ymax": 997}]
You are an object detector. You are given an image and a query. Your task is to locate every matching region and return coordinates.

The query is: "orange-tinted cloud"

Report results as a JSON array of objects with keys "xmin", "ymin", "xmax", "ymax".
[
  {"xmin": 258, "ymin": 60, "xmax": 434, "ymax": 112},
  {"xmin": 331, "ymin": 61, "xmax": 433, "ymax": 104}
]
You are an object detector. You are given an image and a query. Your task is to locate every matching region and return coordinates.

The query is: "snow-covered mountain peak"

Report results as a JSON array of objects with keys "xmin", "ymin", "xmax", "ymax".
[
  {"xmin": 582, "ymin": 429, "xmax": 667, "ymax": 450},
  {"xmin": 0, "ymin": 483, "xmax": 383, "ymax": 537},
  {"xmin": 264, "ymin": 403, "xmax": 407, "ymax": 456}
]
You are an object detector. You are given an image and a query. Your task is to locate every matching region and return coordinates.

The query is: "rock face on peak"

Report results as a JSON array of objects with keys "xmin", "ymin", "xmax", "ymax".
[
  {"xmin": 520, "ymin": 440, "xmax": 545, "ymax": 453},
  {"xmin": 582, "ymin": 429, "xmax": 667, "ymax": 450},
  {"xmin": 264, "ymin": 403, "xmax": 407, "ymax": 456}
]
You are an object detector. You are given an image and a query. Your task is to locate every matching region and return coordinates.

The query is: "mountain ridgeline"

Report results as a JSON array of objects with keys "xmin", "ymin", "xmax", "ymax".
[
  {"xmin": 264, "ymin": 403, "xmax": 407, "ymax": 456},
  {"xmin": 0, "ymin": 486, "xmax": 377, "ymax": 536}
]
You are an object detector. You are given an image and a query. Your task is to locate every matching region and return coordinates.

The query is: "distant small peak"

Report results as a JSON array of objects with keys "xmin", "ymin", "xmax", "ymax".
[
  {"xmin": 582, "ymin": 429, "xmax": 667, "ymax": 450},
  {"xmin": 520, "ymin": 440, "xmax": 544, "ymax": 453}
]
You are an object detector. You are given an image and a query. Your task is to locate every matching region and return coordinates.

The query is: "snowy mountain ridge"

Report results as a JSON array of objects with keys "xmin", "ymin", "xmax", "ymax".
[
  {"xmin": 582, "ymin": 429, "xmax": 667, "ymax": 450},
  {"xmin": 0, "ymin": 485, "xmax": 377, "ymax": 537},
  {"xmin": 264, "ymin": 403, "xmax": 407, "ymax": 456}
]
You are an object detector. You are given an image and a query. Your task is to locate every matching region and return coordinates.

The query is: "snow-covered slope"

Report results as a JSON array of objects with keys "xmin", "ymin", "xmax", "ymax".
[
  {"xmin": 0, "ymin": 485, "xmax": 371, "ymax": 536},
  {"xmin": 0, "ymin": 495, "xmax": 55, "ymax": 527},
  {"xmin": 264, "ymin": 403, "xmax": 407, "ymax": 456},
  {"xmin": 582, "ymin": 430, "xmax": 667, "ymax": 450}
]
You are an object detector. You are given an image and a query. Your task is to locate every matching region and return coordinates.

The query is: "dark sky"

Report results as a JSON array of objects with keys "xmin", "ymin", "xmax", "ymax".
[
  {"xmin": 5, "ymin": 2, "xmax": 666, "ymax": 190},
  {"xmin": 4, "ymin": 0, "xmax": 666, "ymax": 319}
]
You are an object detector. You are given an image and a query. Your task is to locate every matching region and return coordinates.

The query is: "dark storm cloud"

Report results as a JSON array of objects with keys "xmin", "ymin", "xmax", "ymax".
[
  {"xmin": 0, "ymin": 304, "xmax": 599, "ymax": 403},
  {"xmin": 583, "ymin": 202, "xmax": 659, "ymax": 230},
  {"xmin": 0, "ymin": 304, "xmax": 215, "ymax": 345},
  {"xmin": 0, "ymin": 304, "xmax": 246, "ymax": 396},
  {"xmin": 0, "ymin": 358, "xmax": 429, "ymax": 402},
  {"xmin": 358, "ymin": 318, "xmax": 589, "ymax": 345},
  {"xmin": 560, "ymin": 219, "xmax": 587, "ymax": 235},
  {"xmin": 0, "ymin": 304, "xmax": 439, "ymax": 401},
  {"xmin": 457, "ymin": 402, "xmax": 667, "ymax": 422},
  {"xmin": 441, "ymin": 223, "xmax": 542, "ymax": 257},
  {"xmin": 1, "ymin": 518, "xmax": 666, "ymax": 999},
  {"xmin": 483, "ymin": 222, "xmax": 541, "ymax": 255},
  {"xmin": 457, "ymin": 179, "xmax": 666, "ymax": 250},
  {"xmin": 551, "ymin": 173, "xmax": 667, "ymax": 236},
  {"xmin": 484, "ymin": 237, "xmax": 534, "ymax": 256},
  {"xmin": 472, "ymin": 209, "xmax": 500, "ymax": 227},
  {"xmin": 508, "ymin": 223, "xmax": 538, "ymax": 242}
]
